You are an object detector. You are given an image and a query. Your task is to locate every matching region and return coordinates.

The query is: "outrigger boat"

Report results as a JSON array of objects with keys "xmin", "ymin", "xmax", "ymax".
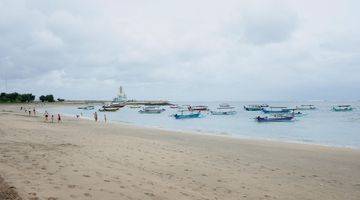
[
  {"xmin": 255, "ymin": 114, "xmax": 294, "ymax": 122},
  {"xmin": 170, "ymin": 104, "xmax": 179, "ymax": 109},
  {"xmin": 262, "ymin": 107, "xmax": 290, "ymax": 114},
  {"xmin": 332, "ymin": 105, "xmax": 353, "ymax": 112},
  {"xmin": 139, "ymin": 106, "xmax": 165, "ymax": 114},
  {"xmin": 99, "ymin": 107, "xmax": 119, "ymax": 112},
  {"xmin": 211, "ymin": 110, "xmax": 237, "ymax": 115},
  {"xmin": 218, "ymin": 103, "xmax": 235, "ymax": 109},
  {"xmin": 78, "ymin": 105, "xmax": 94, "ymax": 110},
  {"xmin": 174, "ymin": 111, "xmax": 201, "ymax": 119},
  {"xmin": 211, "ymin": 104, "xmax": 237, "ymax": 115},
  {"xmin": 105, "ymin": 102, "xmax": 126, "ymax": 108},
  {"xmin": 244, "ymin": 104, "xmax": 268, "ymax": 111},
  {"xmin": 296, "ymin": 105, "xmax": 316, "ymax": 110},
  {"xmin": 129, "ymin": 105, "xmax": 141, "ymax": 108},
  {"xmin": 188, "ymin": 105, "xmax": 208, "ymax": 112}
]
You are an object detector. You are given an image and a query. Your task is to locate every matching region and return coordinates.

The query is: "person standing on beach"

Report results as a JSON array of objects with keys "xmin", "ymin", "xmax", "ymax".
[
  {"xmin": 28, "ymin": 110, "xmax": 31, "ymax": 116},
  {"xmin": 94, "ymin": 112, "xmax": 98, "ymax": 122},
  {"xmin": 51, "ymin": 114, "xmax": 54, "ymax": 123},
  {"xmin": 104, "ymin": 114, "xmax": 107, "ymax": 123},
  {"xmin": 33, "ymin": 108, "xmax": 36, "ymax": 116},
  {"xmin": 57, "ymin": 114, "xmax": 61, "ymax": 123},
  {"xmin": 44, "ymin": 111, "xmax": 49, "ymax": 122}
]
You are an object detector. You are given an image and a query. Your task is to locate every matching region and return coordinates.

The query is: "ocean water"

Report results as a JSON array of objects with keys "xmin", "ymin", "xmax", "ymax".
[{"xmin": 41, "ymin": 101, "xmax": 360, "ymax": 149}]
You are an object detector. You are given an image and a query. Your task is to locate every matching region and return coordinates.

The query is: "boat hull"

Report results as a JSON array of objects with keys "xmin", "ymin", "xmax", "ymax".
[
  {"xmin": 211, "ymin": 111, "xmax": 237, "ymax": 115},
  {"xmin": 256, "ymin": 116, "xmax": 294, "ymax": 122},
  {"xmin": 174, "ymin": 113, "xmax": 201, "ymax": 119}
]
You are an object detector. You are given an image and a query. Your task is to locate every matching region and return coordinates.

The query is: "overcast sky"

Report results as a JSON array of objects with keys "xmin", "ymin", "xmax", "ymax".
[{"xmin": 0, "ymin": 0, "xmax": 359, "ymax": 101}]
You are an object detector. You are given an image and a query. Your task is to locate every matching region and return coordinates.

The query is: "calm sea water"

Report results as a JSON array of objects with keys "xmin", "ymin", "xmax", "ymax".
[{"xmin": 41, "ymin": 101, "xmax": 360, "ymax": 149}]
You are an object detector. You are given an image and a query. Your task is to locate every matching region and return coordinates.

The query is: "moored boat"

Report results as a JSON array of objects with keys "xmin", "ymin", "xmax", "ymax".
[
  {"xmin": 174, "ymin": 112, "xmax": 201, "ymax": 119},
  {"xmin": 296, "ymin": 105, "xmax": 316, "ymax": 110},
  {"xmin": 262, "ymin": 107, "xmax": 290, "ymax": 114},
  {"xmin": 211, "ymin": 110, "xmax": 237, "ymax": 115},
  {"xmin": 170, "ymin": 104, "xmax": 179, "ymax": 109},
  {"xmin": 332, "ymin": 105, "xmax": 353, "ymax": 112},
  {"xmin": 244, "ymin": 104, "xmax": 268, "ymax": 111},
  {"xmin": 129, "ymin": 105, "xmax": 141, "ymax": 108},
  {"xmin": 255, "ymin": 114, "xmax": 294, "ymax": 122},
  {"xmin": 139, "ymin": 106, "xmax": 165, "ymax": 114},
  {"xmin": 99, "ymin": 107, "xmax": 119, "ymax": 112},
  {"xmin": 78, "ymin": 105, "xmax": 94, "ymax": 110},
  {"xmin": 188, "ymin": 105, "xmax": 208, "ymax": 111},
  {"xmin": 218, "ymin": 103, "xmax": 235, "ymax": 109}
]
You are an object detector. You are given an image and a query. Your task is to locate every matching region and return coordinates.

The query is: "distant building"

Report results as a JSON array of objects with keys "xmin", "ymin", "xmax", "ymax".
[{"xmin": 113, "ymin": 86, "xmax": 127, "ymax": 102}]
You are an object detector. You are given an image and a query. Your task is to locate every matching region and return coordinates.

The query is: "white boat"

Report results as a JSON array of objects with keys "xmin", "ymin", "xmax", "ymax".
[
  {"xmin": 218, "ymin": 103, "xmax": 235, "ymax": 109},
  {"xmin": 139, "ymin": 106, "xmax": 165, "ymax": 114},
  {"xmin": 211, "ymin": 110, "xmax": 237, "ymax": 115},
  {"xmin": 211, "ymin": 104, "xmax": 237, "ymax": 115},
  {"xmin": 99, "ymin": 107, "xmax": 119, "ymax": 112},
  {"xmin": 78, "ymin": 105, "xmax": 94, "ymax": 110},
  {"xmin": 296, "ymin": 105, "xmax": 316, "ymax": 110}
]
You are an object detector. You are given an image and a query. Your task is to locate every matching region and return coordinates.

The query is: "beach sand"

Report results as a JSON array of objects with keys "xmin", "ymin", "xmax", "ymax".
[{"xmin": 0, "ymin": 104, "xmax": 360, "ymax": 200}]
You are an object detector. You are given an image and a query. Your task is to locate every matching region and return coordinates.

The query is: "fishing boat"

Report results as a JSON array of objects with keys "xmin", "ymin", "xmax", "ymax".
[
  {"xmin": 296, "ymin": 105, "xmax": 316, "ymax": 110},
  {"xmin": 255, "ymin": 114, "xmax": 294, "ymax": 122},
  {"xmin": 211, "ymin": 110, "xmax": 237, "ymax": 115},
  {"xmin": 188, "ymin": 105, "xmax": 208, "ymax": 111},
  {"xmin": 139, "ymin": 106, "xmax": 165, "ymax": 114},
  {"xmin": 293, "ymin": 111, "xmax": 306, "ymax": 117},
  {"xmin": 211, "ymin": 104, "xmax": 237, "ymax": 115},
  {"xmin": 218, "ymin": 103, "xmax": 235, "ymax": 109},
  {"xmin": 99, "ymin": 107, "xmax": 119, "ymax": 112},
  {"xmin": 170, "ymin": 104, "xmax": 179, "ymax": 109},
  {"xmin": 129, "ymin": 105, "xmax": 141, "ymax": 108},
  {"xmin": 105, "ymin": 102, "xmax": 126, "ymax": 108},
  {"xmin": 262, "ymin": 107, "xmax": 290, "ymax": 114},
  {"xmin": 244, "ymin": 104, "xmax": 268, "ymax": 111},
  {"xmin": 78, "ymin": 105, "xmax": 94, "ymax": 110},
  {"xmin": 332, "ymin": 105, "xmax": 353, "ymax": 112},
  {"xmin": 174, "ymin": 112, "xmax": 201, "ymax": 119}
]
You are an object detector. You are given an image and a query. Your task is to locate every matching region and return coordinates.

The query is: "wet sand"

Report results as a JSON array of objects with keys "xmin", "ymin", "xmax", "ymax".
[{"xmin": 1, "ymin": 104, "xmax": 360, "ymax": 200}]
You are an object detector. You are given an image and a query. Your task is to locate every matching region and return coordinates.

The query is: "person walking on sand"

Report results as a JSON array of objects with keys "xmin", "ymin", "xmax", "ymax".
[
  {"xmin": 104, "ymin": 114, "xmax": 107, "ymax": 123},
  {"xmin": 94, "ymin": 112, "xmax": 98, "ymax": 122},
  {"xmin": 33, "ymin": 108, "xmax": 36, "ymax": 116},
  {"xmin": 57, "ymin": 114, "xmax": 61, "ymax": 123},
  {"xmin": 44, "ymin": 111, "xmax": 49, "ymax": 122},
  {"xmin": 28, "ymin": 110, "xmax": 31, "ymax": 116},
  {"xmin": 51, "ymin": 114, "xmax": 54, "ymax": 123}
]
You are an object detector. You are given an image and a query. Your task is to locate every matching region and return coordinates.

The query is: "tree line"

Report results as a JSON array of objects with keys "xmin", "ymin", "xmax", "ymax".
[
  {"xmin": 0, "ymin": 92, "xmax": 65, "ymax": 103},
  {"xmin": 0, "ymin": 92, "xmax": 35, "ymax": 103}
]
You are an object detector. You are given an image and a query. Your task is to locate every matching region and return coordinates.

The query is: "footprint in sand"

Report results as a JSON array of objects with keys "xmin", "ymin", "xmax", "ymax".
[
  {"xmin": 84, "ymin": 193, "xmax": 92, "ymax": 197},
  {"xmin": 47, "ymin": 197, "xmax": 58, "ymax": 200},
  {"xmin": 83, "ymin": 175, "xmax": 91, "ymax": 178},
  {"xmin": 68, "ymin": 184, "xmax": 76, "ymax": 189}
]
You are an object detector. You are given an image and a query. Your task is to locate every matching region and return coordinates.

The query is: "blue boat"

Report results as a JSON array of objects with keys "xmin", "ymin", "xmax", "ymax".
[
  {"xmin": 332, "ymin": 105, "xmax": 353, "ymax": 112},
  {"xmin": 244, "ymin": 104, "xmax": 268, "ymax": 111},
  {"xmin": 174, "ymin": 112, "xmax": 201, "ymax": 119},
  {"xmin": 255, "ymin": 115, "xmax": 294, "ymax": 122},
  {"xmin": 262, "ymin": 107, "xmax": 290, "ymax": 114}
]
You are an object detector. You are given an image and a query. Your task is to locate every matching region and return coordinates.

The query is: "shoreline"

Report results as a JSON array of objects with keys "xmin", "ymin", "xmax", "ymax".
[
  {"xmin": 33, "ymin": 103, "xmax": 360, "ymax": 150},
  {"xmin": 1, "ymin": 104, "xmax": 360, "ymax": 199}
]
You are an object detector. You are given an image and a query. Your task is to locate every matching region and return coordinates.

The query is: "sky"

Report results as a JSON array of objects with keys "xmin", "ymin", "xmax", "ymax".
[{"xmin": 0, "ymin": 0, "xmax": 359, "ymax": 101}]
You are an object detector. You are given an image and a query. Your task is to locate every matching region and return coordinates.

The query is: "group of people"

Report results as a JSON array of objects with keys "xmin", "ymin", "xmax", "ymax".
[
  {"xmin": 20, "ymin": 106, "xmax": 61, "ymax": 123},
  {"xmin": 21, "ymin": 107, "xmax": 108, "ymax": 124},
  {"xmin": 44, "ymin": 111, "xmax": 62, "ymax": 123},
  {"xmin": 20, "ymin": 106, "xmax": 36, "ymax": 116},
  {"xmin": 93, "ymin": 112, "xmax": 107, "ymax": 123}
]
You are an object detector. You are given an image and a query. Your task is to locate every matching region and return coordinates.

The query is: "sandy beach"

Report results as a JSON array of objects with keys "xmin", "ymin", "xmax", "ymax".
[{"xmin": 0, "ymin": 104, "xmax": 360, "ymax": 200}]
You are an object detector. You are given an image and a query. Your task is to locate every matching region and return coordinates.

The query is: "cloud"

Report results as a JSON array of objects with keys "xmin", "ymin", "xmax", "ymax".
[{"xmin": 0, "ymin": 0, "xmax": 359, "ymax": 101}]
